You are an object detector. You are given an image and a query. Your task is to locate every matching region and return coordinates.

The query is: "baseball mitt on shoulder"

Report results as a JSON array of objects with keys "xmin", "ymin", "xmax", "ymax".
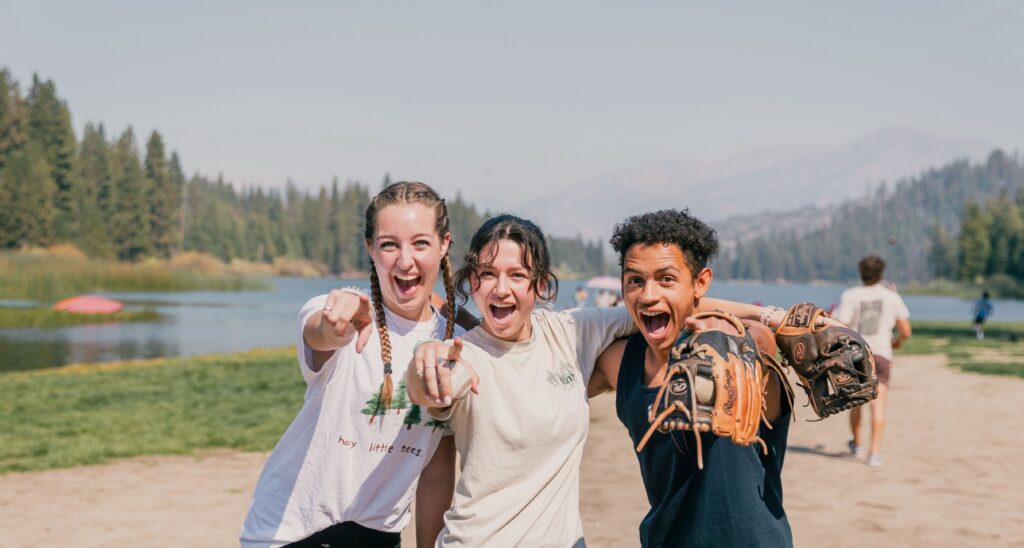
[
  {"xmin": 635, "ymin": 311, "xmax": 780, "ymax": 469},
  {"xmin": 775, "ymin": 303, "xmax": 878, "ymax": 419}
]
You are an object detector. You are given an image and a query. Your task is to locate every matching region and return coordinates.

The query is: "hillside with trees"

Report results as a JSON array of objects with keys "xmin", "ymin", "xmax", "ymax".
[
  {"xmin": 0, "ymin": 69, "xmax": 607, "ymax": 278},
  {"xmin": 715, "ymin": 151, "xmax": 1024, "ymax": 287}
]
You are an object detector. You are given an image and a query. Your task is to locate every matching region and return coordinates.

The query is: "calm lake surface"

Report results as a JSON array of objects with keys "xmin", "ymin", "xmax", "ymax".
[{"xmin": 2, "ymin": 277, "xmax": 1021, "ymax": 373}]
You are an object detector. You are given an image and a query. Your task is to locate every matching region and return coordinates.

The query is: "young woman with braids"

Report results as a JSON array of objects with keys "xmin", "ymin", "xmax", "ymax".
[
  {"xmin": 405, "ymin": 214, "xmax": 777, "ymax": 547},
  {"xmin": 241, "ymin": 182, "xmax": 469, "ymax": 548}
]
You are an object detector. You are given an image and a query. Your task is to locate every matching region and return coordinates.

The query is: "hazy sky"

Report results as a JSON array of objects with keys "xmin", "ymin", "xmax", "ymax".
[{"xmin": 3, "ymin": 1, "xmax": 1022, "ymax": 204}]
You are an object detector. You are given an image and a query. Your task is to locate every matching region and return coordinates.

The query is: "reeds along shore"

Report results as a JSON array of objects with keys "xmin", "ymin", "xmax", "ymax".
[
  {"xmin": 0, "ymin": 248, "xmax": 275, "ymax": 301},
  {"xmin": 0, "ymin": 307, "xmax": 161, "ymax": 328}
]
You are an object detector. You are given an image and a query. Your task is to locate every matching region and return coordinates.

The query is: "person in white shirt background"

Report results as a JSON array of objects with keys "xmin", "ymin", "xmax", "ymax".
[{"xmin": 834, "ymin": 255, "xmax": 912, "ymax": 467}]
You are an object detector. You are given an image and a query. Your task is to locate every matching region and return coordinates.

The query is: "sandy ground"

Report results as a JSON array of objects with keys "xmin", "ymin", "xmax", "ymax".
[{"xmin": 2, "ymin": 354, "xmax": 1022, "ymax": 547}]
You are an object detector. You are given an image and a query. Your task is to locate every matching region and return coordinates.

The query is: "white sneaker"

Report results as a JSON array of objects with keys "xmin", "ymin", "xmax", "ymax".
[
  {"xmin": 847, "ymin": 437, "xmax": 865, "ymax": 458},
  {"xmin": 867, "ymin": 453, "xmax": 884, "ymax": 467}
]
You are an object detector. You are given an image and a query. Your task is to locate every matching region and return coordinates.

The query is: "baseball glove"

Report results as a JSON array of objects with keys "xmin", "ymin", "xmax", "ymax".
[
  {"xmin": 635, "ymin": 311, "xmax": 787, "ymax": 469},
  {"xmin": 775, "ymin": 303, "xmax": 878, "ymax": 419}
]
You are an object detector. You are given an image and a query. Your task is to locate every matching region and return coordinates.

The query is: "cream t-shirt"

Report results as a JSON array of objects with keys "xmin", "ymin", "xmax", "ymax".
[
  {"xmin": 834, "ymin": 283, "xmax": 910, "ymax": 360},
  {"xmin": 434, "ymin": 307, "xmax": 634, "ymax": 547},
  {"xmin": 240, "ymin": 295, "xmax": 463, "ymax": 547}
]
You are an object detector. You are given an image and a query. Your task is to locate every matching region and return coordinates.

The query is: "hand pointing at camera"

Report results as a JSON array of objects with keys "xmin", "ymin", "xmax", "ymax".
[
  {"xmin": 304, "ymin": 289, "xmax": 375, "ymax": 355},
  {"xmin": 407, "ymin": 338, "xmax": 479, "ymax": 407}
]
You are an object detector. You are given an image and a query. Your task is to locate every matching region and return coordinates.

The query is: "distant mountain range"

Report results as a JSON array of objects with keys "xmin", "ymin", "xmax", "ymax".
[
  {"xmin": 713, "ymin": 150, "xmax": 1024, "ymax": 283},
  {"xmin": 514, "ymin": 127, "xmax": 995, "ymax": 242}
]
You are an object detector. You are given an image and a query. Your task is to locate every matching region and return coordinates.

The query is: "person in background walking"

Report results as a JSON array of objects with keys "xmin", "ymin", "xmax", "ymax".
[
  {"xmin": 834, "ymin": 255, "xmax": 911, "ymax": 467},
  {"xmin": 973, "ymin": 291, "xmax": 994, "ymax": 340}
]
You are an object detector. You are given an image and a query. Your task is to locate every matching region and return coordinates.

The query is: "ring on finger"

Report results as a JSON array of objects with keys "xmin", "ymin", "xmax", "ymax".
[{"xmin": 322, "ymin": 306, "xmax": 332, "ymax": 312}]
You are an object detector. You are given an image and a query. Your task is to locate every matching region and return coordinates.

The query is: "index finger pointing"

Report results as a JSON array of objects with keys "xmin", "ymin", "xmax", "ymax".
[{"xmin": 448, "ymin": 337, "xmax": 463, "ymax": 362}]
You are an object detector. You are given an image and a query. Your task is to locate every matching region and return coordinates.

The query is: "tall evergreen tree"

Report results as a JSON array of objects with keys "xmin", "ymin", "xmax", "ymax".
[
  {"xmin": 299, "ymin": 186, "xmax": 331, "ymax": 265},
  {"xmin": 0, "ymin": 145, "xmax": 57, "ymax": 247},
  {"xmin": 328, "ymin": 179, "xmax": 343, "ymax": 272},
  {"xmin": 1012, "ymin": 190, "xmax": 1024, "ymax": 282},
  {"xmin": 0, "ymin": 68, "xmax": 27, "ymax": 170},
  {"xmin": 74, "ymin": 123, "xmax": 113, "ymax": 256},
  {"xmin": 958, "ymin": 201, "xmax": 991, "ymax": 282},
  {"xmin": 145, "ymin": 131, "xmax": 180, "ymax": 257},
  {"xmin": 109, "ymin": 128, "xmax": 152, "ymax": 260},
  {"xmin": 339, "ymin": 182, "xmax": 370, "ymax": 272},
  {"xmin": 927, "ymin": 225, "xmax": 958, "ymax": 280},
  {"xmin": 984, "ymin": 190, "xmax": 1023, "ymax": 277},
  {"xmin": 169, "ymin": 152, "xmax": 186, "ymax": 254},
  {"xmin": 26, "ymin": 75, "xmax": 78, "ymax": 241}
]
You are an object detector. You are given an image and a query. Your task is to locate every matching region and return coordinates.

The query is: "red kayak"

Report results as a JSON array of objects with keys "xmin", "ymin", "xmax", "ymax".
[{"xmin": 52, "ymin": 295, "xmax": 124, "ymax": 314}]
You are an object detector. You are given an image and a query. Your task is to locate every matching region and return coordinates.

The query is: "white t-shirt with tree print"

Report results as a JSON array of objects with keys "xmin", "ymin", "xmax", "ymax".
[{"xmin": 240, "ymin": 294, "xmax": 463, "ymax": 547}]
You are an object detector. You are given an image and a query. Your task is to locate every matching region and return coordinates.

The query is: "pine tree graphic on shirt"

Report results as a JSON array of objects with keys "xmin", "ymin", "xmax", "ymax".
[
  {"xmin": 361, "ymin": 377, "xmax": 412, "ymax": 424},
  {"xmin": 391, "ymin": 376, "xmax": 412, "ymax": 415},
  {"xmin": 426, "ymin": 418, "xmax": 447, "ymax": 432},
  {"xmin": 361, "ymin": 389, "xmax": 386, "ymax": 423},
  {"xmin": 404, "ymin": 404, "xmax": 422, "ymax": 429}
]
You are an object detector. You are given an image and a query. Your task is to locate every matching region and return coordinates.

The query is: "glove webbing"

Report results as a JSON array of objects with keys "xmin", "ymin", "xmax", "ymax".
[{"xmin": 635, "ymin": 362, "xmax": 705, "ymax": 468}]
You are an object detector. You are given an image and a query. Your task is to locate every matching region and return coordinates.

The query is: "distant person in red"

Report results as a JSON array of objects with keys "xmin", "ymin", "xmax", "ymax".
[{"xmin": 833, "ymin": 256, "xmax": 911, "ymax": 467}]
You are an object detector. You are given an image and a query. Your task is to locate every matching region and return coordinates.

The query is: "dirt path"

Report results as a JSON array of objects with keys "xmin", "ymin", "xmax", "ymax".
[{"xmin": 2, "ymin": 355, "xmax": 1021, "ymax": 547}]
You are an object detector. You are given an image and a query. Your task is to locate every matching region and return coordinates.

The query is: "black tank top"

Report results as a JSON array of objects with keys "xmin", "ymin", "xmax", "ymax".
[{"xmin": 615, "ymin": 334, "xmax": 793, "ymax": 548}]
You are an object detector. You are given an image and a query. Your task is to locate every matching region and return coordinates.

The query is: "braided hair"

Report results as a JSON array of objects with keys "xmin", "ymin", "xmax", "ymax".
[{"xmin": 364, "ymin": 182, "xmax": 455, "ymax": 419}]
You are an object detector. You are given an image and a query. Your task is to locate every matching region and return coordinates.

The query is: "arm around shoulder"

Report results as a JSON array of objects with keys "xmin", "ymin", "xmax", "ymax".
[{"xmin": 589, "ymin": 339, "xmax": 627, "ymax": 397}]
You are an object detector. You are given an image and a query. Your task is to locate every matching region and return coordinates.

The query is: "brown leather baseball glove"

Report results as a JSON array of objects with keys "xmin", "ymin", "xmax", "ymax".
[
  {"xmin": 775, "ymin": 303, "xmax": 878, "ymax": 419},
  {"xmin": 635, "ymin": 311, "xmax": 790, "ymax": 469}
]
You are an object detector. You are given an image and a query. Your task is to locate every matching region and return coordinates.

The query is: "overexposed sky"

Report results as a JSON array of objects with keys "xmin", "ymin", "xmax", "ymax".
[{"xmin": 3, "ymin": 1, "xmax": 1022, "ymax": 204}]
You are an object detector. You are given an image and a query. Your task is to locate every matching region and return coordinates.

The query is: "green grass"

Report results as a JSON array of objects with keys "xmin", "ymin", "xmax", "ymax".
[
  {"xmin": 0, "ymin": 252, "xmax": 270, "ymax": 301},
  {"xmin": 901, "ymin": 275, "xmax": 1024, "ymax": 299},
  {"xmin": 0, "ymin": 347, "xmax": 303, "ymax": 474},
  {"xmin": 0, "ymin": 307, "xmax": 162, "ymax": 328},
  {"xmin": 900, "ymin": 320, "xmax": 1024, "ymax": 379}
]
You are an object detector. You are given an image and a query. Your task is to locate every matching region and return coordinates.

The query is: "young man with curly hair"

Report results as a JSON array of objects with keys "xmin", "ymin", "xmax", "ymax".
[{"xmin": 588, "ymin": 209, "xmax": 793, "ymax": 548}]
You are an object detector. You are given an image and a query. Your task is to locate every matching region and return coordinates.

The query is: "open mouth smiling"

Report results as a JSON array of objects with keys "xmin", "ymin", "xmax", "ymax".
[
  {"xmin": 489, "ymin": 302, "xmax": 516, "ymax": 321},
  {"xmin": 640, "ymin": 310, "xmax": 670, "ymax": 338},
  {"xmin": 394, "ymin": 274, "xmax": 421, "ymax": 292}
]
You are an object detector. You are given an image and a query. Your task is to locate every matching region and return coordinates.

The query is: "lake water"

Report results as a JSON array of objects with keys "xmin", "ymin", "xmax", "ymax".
[{"xmin": 2, "ymin": 277, "xmax": 1021, "ymax": 373}]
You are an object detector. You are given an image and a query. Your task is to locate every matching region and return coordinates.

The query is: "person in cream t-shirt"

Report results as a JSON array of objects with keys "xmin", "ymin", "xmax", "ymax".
[{"xmin": 434, "ymin": 306, "xmax": 634, "ymax": 547}]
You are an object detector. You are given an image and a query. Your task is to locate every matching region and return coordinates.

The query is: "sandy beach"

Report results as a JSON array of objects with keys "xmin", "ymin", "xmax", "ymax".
[{"xmin": 2, "ymin": 354, "xmax": 1022, "ymax": 547}]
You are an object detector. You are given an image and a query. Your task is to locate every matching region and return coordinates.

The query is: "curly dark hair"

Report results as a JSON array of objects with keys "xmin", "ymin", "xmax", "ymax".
[
  {"xmin": 609, "ymin": 209, "xmax": 719, "ymax": 276},
  {"xmin": 454, "ymin": 214, "xmax": 559, "ymax": 304}
]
